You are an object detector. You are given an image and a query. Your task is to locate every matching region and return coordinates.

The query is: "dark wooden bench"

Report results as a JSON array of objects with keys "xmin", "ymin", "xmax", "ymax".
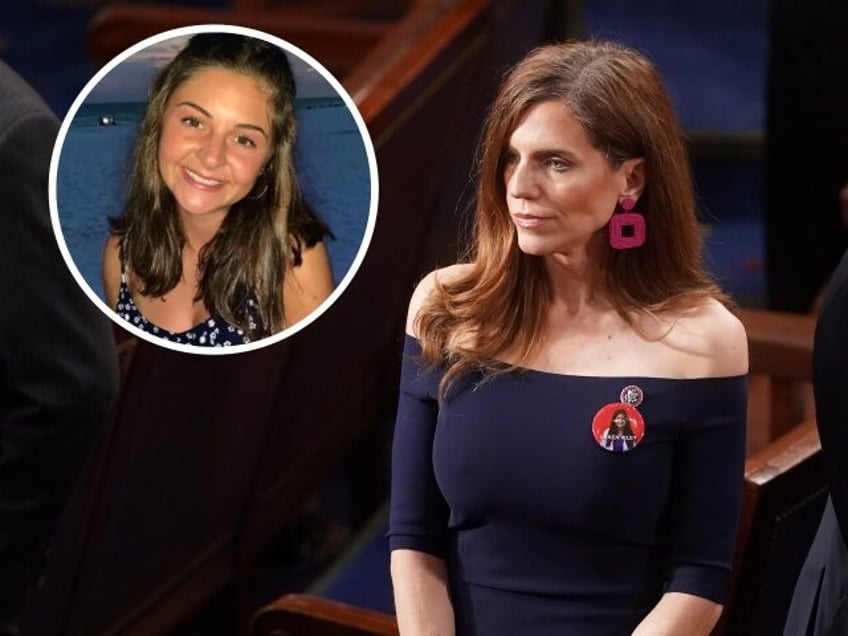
[
  {"xmin": 716, "ymin": 419, "xmax": 827, "ymax": 635},
  {"xmin": 19, "ymin": 338, "xmax": 298, "ymax": 635},
  {"xmin": 251, "ymin": 594, "xmax": 398, "ymax": 636},
  {"xmin": 86, "ymin": 0, "xmax": 410, "ymax": 78},
  {"xmin": 738, "ymin": 308, "xmax": 816, "ymax": 454}
]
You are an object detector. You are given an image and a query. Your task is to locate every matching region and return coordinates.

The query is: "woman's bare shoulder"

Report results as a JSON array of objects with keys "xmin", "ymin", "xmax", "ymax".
[
  {"xmin": 406, "ymin": 263, "xmax": 473, "ymax": 336},
  {"xmin": 669, "ymin": 297, "xmax": 749, "ymax": 377},
  {"xmin": 283, "ymin": 240, "xmax": 334, "ymax": 326}
]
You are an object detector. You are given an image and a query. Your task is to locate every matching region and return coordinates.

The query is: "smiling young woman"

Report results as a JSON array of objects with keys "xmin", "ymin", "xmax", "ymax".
[
  {"xmin": 158, "ymin": 68, "xmax": 274, "ymax": 221},
  {"xmin": 102, "ymin": 33, "xmax": 334, "ymax": 347}
]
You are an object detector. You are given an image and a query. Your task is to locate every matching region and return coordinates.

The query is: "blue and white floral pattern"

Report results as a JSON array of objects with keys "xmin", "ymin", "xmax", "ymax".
[{"xmin": 116, "ymin": 272, "xmax": 258, "ymax": 346}]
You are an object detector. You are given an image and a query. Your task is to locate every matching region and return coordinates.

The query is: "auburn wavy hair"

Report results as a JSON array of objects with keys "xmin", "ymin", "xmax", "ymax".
[
  {"xmin": 415, "ymin": 40, "xmax": 724, "ymax": 394},
  {"xmin": 110, "ymin": 33, "xmax": 329, "ymax": 337}
]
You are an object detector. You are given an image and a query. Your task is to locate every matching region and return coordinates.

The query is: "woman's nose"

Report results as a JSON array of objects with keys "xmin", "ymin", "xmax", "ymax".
[
  {"xmin": 507, "ymin": 160, "xmax": 539, "ymax": 200},
  {"xmin": 197, "ymin": 133, "xmax": 227, "ymax": 169}
]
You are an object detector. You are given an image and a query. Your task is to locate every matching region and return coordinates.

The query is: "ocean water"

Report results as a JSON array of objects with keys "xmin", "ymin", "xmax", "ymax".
[{"xmin": 56, "ymin": 97, "xmax": 372, "ymax": 300}]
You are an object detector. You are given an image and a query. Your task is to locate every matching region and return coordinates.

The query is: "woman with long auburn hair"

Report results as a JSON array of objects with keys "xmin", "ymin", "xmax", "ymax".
[
  {"xmin": 389, "ymin": 40, "xmax": 748, "ymax": 635},
  {"xmin": 103, "ymin": 32, "xmax": 334, "ymax": 346}
]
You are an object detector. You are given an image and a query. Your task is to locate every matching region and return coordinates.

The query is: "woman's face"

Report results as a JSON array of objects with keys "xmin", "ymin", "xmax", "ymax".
[
  {"xmin": 613, "ymin": 412, "xmax": 627, "ymax": 429},
  {"xmin": 503, "ymin": 100, "xmax": 637, "ymax": 258},
  {"xmin": 158, "ymin": 67, "xmax": 274, "ymax": 222}
]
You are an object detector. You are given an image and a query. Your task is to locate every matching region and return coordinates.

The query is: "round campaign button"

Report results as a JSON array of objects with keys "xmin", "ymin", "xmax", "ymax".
[
  {"xmin": 619, "ymin": 384, "xmax": 644, "ymax": 407},
  {"xmin": 591, "ymin": 402, "xmax": 645, "ymax": 453}
]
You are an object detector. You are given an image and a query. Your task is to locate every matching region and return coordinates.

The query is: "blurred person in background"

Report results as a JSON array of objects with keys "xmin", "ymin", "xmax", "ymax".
[
  {"xmin": 764, "ymin": 0, "xmax": 848, "ymax": 313},
  {"xmin": 0, "ymin": 59, "xmax": 118, "ymax": 633}
]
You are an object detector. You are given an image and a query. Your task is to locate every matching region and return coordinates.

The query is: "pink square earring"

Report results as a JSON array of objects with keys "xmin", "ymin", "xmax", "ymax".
[{"xmin": 609, "ymin": 197, "xmax": 646, "ymax": 249}]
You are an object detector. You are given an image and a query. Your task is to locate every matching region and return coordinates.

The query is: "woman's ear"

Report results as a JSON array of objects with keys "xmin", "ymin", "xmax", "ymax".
[{"xmin": 621, "ymin": 157, "xmax": 646, "ymax": 199}]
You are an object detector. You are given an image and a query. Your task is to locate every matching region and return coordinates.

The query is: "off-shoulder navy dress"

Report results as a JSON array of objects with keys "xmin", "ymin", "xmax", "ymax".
[{"xmin": 389, "ymin": 335, "xmax": 747, "ymax": 635}]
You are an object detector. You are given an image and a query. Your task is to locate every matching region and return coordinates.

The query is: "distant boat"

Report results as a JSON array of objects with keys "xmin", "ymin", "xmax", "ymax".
[{"xmin": 99, "ymin": 115, "xmax": 116, "ymax": 126}]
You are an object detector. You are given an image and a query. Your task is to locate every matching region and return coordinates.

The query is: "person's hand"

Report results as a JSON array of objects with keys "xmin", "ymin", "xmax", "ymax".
[{"xmin": 840, "ymin": 180, "xmax": 848, "ymax": 228}]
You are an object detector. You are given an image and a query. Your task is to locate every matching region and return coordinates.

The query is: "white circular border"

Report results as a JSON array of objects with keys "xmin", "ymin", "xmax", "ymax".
[{"xmin": 49, "ymin": 23, "xmax": 379, "ymax": 356}]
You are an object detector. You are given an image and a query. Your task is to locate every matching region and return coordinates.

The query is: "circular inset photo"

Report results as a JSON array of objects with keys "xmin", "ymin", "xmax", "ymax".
[{"xmin": 50, "ymin": 24, "xmax": 377, "ymax": 354}]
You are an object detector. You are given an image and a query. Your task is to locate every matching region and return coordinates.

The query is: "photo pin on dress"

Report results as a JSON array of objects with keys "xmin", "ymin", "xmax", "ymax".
[{"xmin": 592, "ymin": 386, "xmax": 646, "ymax": 453}]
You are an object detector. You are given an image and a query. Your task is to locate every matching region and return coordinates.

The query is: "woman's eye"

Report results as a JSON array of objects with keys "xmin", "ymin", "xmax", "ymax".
[
  {"xmin": 548, "ymin": 158, "xmax": 569, "ymax": 172},
  {"xmin": 181, "ymin": 116, "xmax": 202, "ymax": 128},
  {"xmin": 235, "ymin": 135, "xmax": 256, "ymax": 148}
]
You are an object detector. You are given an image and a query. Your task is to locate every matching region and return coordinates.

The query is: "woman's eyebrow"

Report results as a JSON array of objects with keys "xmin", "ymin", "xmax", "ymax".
[
  {"xmin": 176, "ymin": 101, "xmax": 269, "ymax": 139},
  {"xmin": 532, "ymin": 148, "xmax": 577, "ymax": 161},
  {"xmin": 505, "ymin": 142, "xmax": 578, "ymax": 161},
  {"xmin": 176, "ymin": 101, "xmax": 212, "ymax": 118}
]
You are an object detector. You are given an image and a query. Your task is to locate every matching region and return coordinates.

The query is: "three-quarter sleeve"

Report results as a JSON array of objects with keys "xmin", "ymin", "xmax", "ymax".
[
  {"xmin": 663, "ymin": 376, "xmax": 748, "ymax": 603},
  {"xmin": 387, "ymin": 336, "xmax": 450, "ymax": 558}
]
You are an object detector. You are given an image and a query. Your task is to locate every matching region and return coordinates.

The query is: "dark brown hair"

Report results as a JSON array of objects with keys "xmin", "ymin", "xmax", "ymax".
[{"xmin": 110, "ymin": 33, "xmax": 329, "ymax": 337}]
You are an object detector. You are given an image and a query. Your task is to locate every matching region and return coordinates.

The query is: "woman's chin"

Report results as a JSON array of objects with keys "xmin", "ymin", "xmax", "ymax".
[
  {"xmin": 516, "ymin": 235, "xmax": 557, "ymax": 256},
  {"xmin": 175, "ymin": 199, "xmax": 230, "ymax": 220}
]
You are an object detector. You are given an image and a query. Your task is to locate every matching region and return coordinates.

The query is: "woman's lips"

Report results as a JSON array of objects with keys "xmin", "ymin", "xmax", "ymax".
[
  {"xmin": 512, "ymin": 213, "xmax": 551, "ymax": 229},
  {"xmin": 182, "ymin": 167, "xmax": 225, "ymax": 190}
]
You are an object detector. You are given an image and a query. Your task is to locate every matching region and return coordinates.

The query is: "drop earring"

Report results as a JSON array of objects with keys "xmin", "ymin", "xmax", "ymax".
[{"xmin": 609, "ymin": 197, "xmax": 646, "ymax": 249}]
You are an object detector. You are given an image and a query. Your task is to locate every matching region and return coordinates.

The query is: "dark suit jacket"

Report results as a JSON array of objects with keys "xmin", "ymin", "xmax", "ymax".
[
  {"xmin": 784, "ymin": 248, "xmax": 848, "ymax": 635},
  {"xmin": 0, "ymin": 61, "xmax": 118, "ymax": 626},
  {"xmin": 765, "ymin": 0, "xmax": 848, "ymax": 312}
]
